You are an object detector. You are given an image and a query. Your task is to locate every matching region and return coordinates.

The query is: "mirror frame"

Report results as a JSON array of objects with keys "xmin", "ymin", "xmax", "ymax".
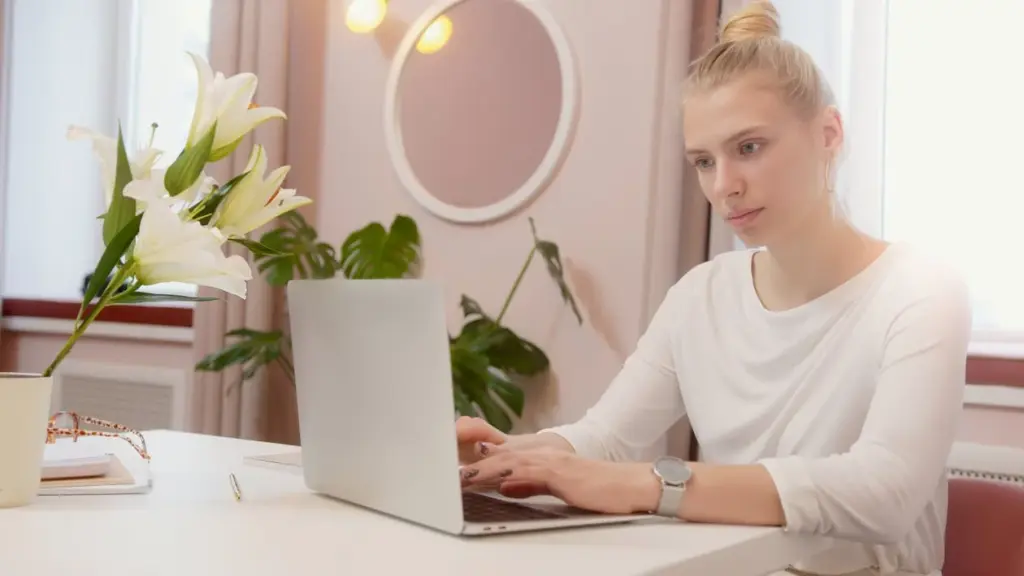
[{"xmin": 383, "ymin": 0, "xmax": 578, "ymax": 224}]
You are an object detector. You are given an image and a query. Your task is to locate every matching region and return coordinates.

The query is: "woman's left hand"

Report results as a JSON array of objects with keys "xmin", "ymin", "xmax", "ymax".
[{"xmin": 460, "ymin": 445, "xmax": 659, "ymax": 515}]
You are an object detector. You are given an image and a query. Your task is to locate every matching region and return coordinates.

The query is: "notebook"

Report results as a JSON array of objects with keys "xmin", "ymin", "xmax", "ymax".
[
  {"xmin": 243, "ymin": 450, "xmax": 303, "ymax": 474},
  {"xmin": 39, "ymin": 438, "xmax": 152, "ymax": 496}
]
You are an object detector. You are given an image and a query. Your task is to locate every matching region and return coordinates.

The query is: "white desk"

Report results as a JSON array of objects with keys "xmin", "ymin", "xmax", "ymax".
[{"xmin": 0, "ymin": 431, "xmax": 832, "ymax": 575}]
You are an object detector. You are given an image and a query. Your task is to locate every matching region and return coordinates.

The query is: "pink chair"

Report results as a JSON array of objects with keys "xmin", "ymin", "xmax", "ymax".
[{"xmin": 944, "ymin": 476, "xmax": 1024, "ymax": 576}]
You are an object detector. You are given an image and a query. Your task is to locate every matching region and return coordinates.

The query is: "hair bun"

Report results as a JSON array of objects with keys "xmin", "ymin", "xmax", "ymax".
[{"xmin": 720, "ymin": 0, "xmax": 781, "ymax": 43}]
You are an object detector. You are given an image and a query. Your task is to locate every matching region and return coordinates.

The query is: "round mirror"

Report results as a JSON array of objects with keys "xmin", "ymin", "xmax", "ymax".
[{"xmin": 384, "ymin": 0, "xmax": 577, "ymax": 224}]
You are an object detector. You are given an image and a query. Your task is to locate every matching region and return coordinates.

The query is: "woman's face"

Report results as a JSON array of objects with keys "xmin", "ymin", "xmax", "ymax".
[{"xmin": 683, "ymin": 73, "xmax": 842, "ymax": 247}]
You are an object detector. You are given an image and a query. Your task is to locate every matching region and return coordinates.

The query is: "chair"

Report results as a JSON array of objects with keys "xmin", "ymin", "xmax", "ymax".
[{"xmin": 944, "ymin": 442, "xmax": 1024, "ymax": 576}]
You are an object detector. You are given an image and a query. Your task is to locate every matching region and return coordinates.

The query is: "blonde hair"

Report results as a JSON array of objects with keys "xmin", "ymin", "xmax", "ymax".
[{"xmin": 684, "ymin": 1, "xmax": 834, "ymax": 118}]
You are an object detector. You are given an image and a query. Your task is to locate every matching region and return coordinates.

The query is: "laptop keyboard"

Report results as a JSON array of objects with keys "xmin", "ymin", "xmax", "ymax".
[{"xmin": 461, "ymin": 491, "xmax": 566, "ymax": 523}]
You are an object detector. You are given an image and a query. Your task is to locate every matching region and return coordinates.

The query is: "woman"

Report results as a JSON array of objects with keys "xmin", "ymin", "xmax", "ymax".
[{"xmin": 458, "ymin": 2, "xmax": 970, "ymax": 575}]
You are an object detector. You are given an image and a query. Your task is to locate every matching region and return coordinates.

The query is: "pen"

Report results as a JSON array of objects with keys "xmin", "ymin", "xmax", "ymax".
[{"xmin": 229, "ymin": 472, "xmax": 242, "ymax": 501}]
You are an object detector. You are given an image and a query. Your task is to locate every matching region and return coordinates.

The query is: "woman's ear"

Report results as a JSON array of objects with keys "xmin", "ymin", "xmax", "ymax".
[{"xmin": 821, "ymin": 105, "xmax": 844, "ymax": 158}]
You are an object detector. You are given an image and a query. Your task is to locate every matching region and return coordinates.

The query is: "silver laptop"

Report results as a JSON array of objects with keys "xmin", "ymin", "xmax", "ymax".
[{"xmin": 287, "ymin": 278, "xmax": 644, "ymax": 535}]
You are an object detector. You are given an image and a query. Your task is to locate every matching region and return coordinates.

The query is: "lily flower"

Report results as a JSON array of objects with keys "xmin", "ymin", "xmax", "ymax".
[
  {"xmin": 131, "ymin": 201, "xmax": 253, "ymax": 299},
  {"xmin": 67, "ymin": 125, "xmax": 162, "ymax": 206},
  {"xmin": 186, "ymin": 52, "xmax": 286, "ymax": 160},
  {"xmin": 210, "ymin": 144, "xmax": 312, "ymax": 237},
  {"xmin": 124, "ymin": 170, "xmax": 217, "ymax": 214}
]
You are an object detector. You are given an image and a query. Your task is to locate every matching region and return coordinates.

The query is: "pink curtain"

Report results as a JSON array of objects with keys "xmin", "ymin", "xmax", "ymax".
[
  {"xmin": 188, "ymin": 0, "xmax": 290, "ymax": 441},
  {"xmin": 676, "ymin": 0, "xmax": 723, "ymax": 462}
]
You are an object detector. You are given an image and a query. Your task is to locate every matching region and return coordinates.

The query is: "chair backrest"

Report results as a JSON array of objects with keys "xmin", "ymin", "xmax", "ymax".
[{"xmin": 944, "ymin": 442, "xmax": 1024, "ymax": 576}]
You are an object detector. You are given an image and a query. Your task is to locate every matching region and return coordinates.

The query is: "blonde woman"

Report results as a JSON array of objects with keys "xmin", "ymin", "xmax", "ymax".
[{"xmin": 458, "ymin": 2, "xmax": 970, "ymax": 574}]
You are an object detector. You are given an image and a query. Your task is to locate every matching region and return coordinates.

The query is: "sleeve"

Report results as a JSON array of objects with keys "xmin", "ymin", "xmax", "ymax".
[
  {"xmin": 539, "ymin": 283, "xmax": 687, "ymax": 462},
  {"xmin": 758, "ymin": 275, "xmax": 972, "ymax": 545}
]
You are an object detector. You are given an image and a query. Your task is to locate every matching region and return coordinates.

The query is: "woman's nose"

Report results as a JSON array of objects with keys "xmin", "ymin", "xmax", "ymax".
[{"xmin": 712, "ymin": 162, "xmax": 743, "ymax": 200}]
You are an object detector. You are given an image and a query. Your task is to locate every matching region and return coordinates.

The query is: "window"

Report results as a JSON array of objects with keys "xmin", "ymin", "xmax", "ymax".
[
  {"xmin": 729, "ymin": 0, "xmax": 1016, "ymax": 349},
  {"xmin": 0, "ymin": 0, "xmax": 212, "ymax": 303},
  {"xmin": 881, "ymin": 1, "xmax": 1024, "ymax": 342}
]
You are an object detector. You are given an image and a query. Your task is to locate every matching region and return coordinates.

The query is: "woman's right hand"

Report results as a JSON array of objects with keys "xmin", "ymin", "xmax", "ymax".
[{"xmin": 456, "ymin": 416, "xmax": 508, "ymax": 464}]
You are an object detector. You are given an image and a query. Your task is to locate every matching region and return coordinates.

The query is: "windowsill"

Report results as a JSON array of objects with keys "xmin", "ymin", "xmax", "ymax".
[
  {"xmin": 2, "ymin": 298, "xmax": 193, "ymax": 327},
  {"xmin": 0, "ymin": 298, "xmax": 194, "ymax": 343}
]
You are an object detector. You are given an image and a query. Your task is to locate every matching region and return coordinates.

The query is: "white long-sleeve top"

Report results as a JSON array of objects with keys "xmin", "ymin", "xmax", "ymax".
[{"xmin": 541, "ymin": 243, "xmax": 972, "ymax": 575}]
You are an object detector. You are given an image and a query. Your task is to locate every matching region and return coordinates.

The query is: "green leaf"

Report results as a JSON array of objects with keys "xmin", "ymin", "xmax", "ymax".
[
  {"xmin": 230, "ymin": 237, "xmax": 286, "ymax": 257},
  {"xmin": 455, "ymin": 296, "xmax": 549, "ymax": 376},
  {"xmin": 488, "ymin": 371, "xmax": 526, "ymax": 417},
  {"xmin": 339, "ymin": 214, "xmax": 421, "ymax": 279},
  {"xmin": 110, "ymin": 292, "xmax": 217, "ymax": 305},
  {"xmin": 165, "ymin": 123, "xmax": 215, "ymax": 196},
  {"xmin": 252, "ymin": 212, "xmax": 339, "ymax": 285},
  {"xmin": 449, "ymin": 307, "xmax": 538, "ymax": 432},
  {"xmin": 192, "ymin": 171, "xmax": 249, "ymax": 226},
  {"xmin": 194, "ymin": 329, "xmax": 286, "ymax": 386},
  {"xmin": 83, "ymin": 212, "xmax": 143, "ymax": 308},
  {"xmin": 449, "ymin": 344, "xmax": 515, "ymax": 433},
  {"xmin": 208, "ymin": 134, "xmax": 245, "ymax": 162},
  {"xmin": 452, "ymin": 386, "xmax": 476, "ymax": 419},
  {"xmin": 459, "ymin": 295, "xmax": 487, "ymax": 319},
  {"xmin": 529, "ymin": 217, "xmax": 583, "ymax": 325},
  {"xmin": 102, "ymin": 126, "xmax": 137, "ymax": 246}
]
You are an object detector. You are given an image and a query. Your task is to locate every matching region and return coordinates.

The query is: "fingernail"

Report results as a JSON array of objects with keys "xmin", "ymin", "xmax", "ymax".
[
  {"xmin": 462, "ymin": 468, "xmax": 479, "ymax": 480},
  {"xmin": 478, "ymin": 442, "xmax": 490, "ymax": 455},
  {"xmin": 499, "ymin": 469, "xmax": 513, "ymax": 478}
]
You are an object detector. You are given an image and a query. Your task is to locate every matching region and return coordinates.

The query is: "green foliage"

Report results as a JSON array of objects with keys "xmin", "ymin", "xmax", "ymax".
[
  {"xmin": 194, "ymin": 213, "xmax": 422, "ymax": 387},
  {"xmin": 449, "ymin": 295, "xmax": 547, "ymax": 432},
  {"xmin": 448, "ymin": 217, "xmax": 582, "ymax": 432},
  {"xmin": 255, "ymin": 211, "xmax": 341, "ymax": 285},
  {"xmin": 164, "ymin": 122, "xmax": 215, "ymax": 196},
  {"xmin": 194, "ymin": 328, "xmax": 292, "ymax": 390},
  {"xmin": 194, "ymin": 213, "xmax": 583, "ymax": 434},
  {"xmin": 340, "ymin": 214, "xmax": 421, "ymax": 279},
  {"xmin": 101, "ymin": 127, "xmax": 137, "ymax": 246}
]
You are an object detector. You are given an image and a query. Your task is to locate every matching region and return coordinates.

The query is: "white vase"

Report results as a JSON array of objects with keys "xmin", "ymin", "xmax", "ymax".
[{"xmin": 0, "ymin": 373, "xmax": 53, "ymax": 508}]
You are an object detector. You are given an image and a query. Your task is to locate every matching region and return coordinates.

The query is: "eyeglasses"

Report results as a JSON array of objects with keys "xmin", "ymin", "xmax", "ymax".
[{"xmin": 45, "ymin": 411, "xmax": 151, "ymax": 462}]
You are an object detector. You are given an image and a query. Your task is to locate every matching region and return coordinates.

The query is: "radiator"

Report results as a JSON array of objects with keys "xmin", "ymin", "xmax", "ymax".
[
  {"xmin": 51, "ymin": 359, "xmax": 189, "ymax": 432},
  {"xmin": 947, "ymin": 442, "xmax": 1024, "ymax": 487}
]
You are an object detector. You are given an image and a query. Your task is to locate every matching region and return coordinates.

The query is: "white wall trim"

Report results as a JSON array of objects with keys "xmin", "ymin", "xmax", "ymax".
[
  {"xmin": 964, "ymin": 384, "xmax": 1024, "ymax": 411},
  {"xmin": 2, "ymin": 316, "xmax": 193, "ymax": 343},
  {"xmin": 54, "ymin": 358, "xmax": 190, "ymax": 430}
]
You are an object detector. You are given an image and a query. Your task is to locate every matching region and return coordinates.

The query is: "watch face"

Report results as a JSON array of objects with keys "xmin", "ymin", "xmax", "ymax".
[{"xmin": 655, "ymin": 457, "xmax": 691, "ymax": 485}]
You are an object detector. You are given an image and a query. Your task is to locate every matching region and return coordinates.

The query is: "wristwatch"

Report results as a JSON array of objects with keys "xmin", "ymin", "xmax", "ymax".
[{"xmin": 651, "ymin": 456, "xmax": 692, "ymax": 517}]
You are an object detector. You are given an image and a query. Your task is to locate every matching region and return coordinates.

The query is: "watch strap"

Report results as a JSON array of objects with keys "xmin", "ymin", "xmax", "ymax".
[{"xmin": 656, "ymin": 482, "xmax": 685, "ymax": 517}]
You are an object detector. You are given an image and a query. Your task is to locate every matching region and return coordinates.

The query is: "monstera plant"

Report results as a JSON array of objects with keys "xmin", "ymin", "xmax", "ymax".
[
  {"xmin": 194, "ymin": 211, "xmax": 421, "ymax": 386},
  {"xmin": 195, "ymin": 213, "xmax": 581, "ymax": 433},
  {"xmin": 449, "ymin": 218, "xmax": 582, "ymax": 432}
]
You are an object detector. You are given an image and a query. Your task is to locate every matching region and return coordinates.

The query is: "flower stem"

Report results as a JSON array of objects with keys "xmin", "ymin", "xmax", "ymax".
[
  {"xmin": 43, "ymin": 264, "xmax": 135, "ymax": 377},
  {"xmin": 495, "ymin": 245, "xmax": 536, "ymax": 326}
]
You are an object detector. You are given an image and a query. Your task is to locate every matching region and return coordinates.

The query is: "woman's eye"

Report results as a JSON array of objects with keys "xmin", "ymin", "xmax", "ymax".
[
  {"xmin": 739, "ymin": 141, "xmax": 761, "ymax": 155},
  {"xmin": 694, "ymin": 157, "xmax": 714, "ymax": 170}
]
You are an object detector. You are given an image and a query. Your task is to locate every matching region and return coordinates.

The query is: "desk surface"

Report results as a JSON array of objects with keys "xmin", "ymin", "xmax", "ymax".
[{"xmin": 0, "ymin": 431, "xmax": 831, "ymax": 575}]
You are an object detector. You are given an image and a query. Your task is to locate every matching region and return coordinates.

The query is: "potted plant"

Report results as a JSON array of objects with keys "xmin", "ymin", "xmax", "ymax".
[
  {"xmin": 0, "ymin": 52, "xmax": 307, "ymax": 508},
  {"xmin": 196, "ymin": 215, "xmax": 581, "ymax": 434}
]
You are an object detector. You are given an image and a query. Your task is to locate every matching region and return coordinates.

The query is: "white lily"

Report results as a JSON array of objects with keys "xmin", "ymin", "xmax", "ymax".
[
  {"xmin": 186, "ymin": 52, "xmax": 286, "ymax": 160},
  {"xmin": 124, "ymin": 169, "xmax": 217, "ymax": 214},
  {"xmin": 131, "ymin": 201, "xmax": 253, "ymax": 299},
  {"xmin": 67, "ymin": 125, "xmax": 162, "ymax": 206},
  {"xmin": 210, "ymin": 144, "xmax": 312, "ymax": 237}
]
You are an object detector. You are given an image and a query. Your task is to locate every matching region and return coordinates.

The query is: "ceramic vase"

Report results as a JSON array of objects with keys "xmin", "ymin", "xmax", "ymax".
[{"xmin": 0, "ymin": 373, "xmax": 53, "ymax": 508}]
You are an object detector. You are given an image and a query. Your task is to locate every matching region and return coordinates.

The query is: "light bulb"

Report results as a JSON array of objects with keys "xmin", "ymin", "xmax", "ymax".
[
  {"xmin": 345, "ymin": 0, "xmax": 387, "ymax": 34},
  {"xmin": 415, "ymin": 15, "xmax": 453, "ymax": 54}
]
